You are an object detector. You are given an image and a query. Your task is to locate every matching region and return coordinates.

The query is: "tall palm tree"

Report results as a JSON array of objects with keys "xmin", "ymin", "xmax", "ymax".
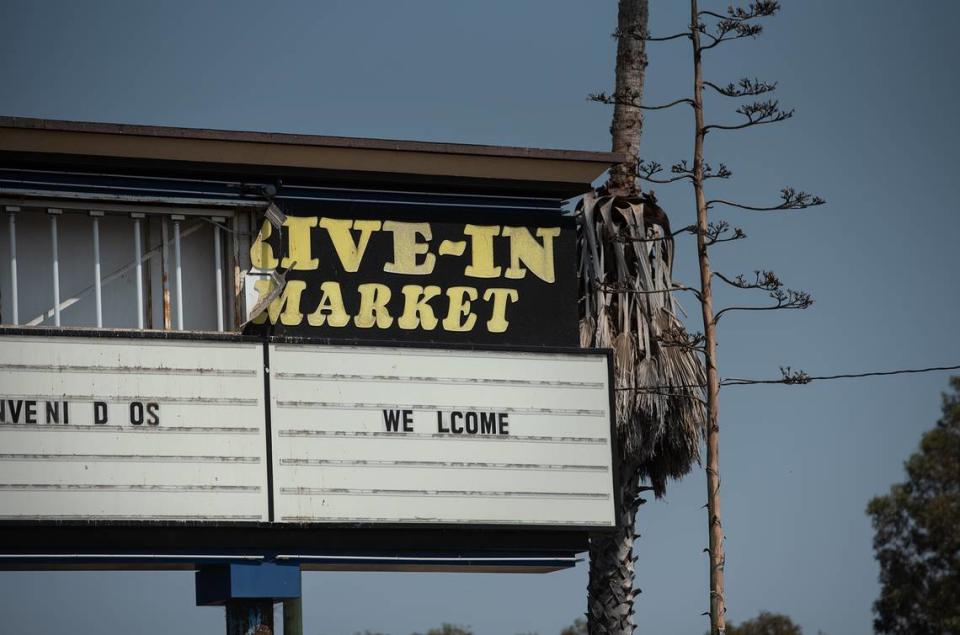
[
  {"xmin": 579, "ymin": 191, "xmax": 705, "ymax": 633},
  {"xmin": 580, "ymin": 1, "xmax": 706, "ymax": 632}
]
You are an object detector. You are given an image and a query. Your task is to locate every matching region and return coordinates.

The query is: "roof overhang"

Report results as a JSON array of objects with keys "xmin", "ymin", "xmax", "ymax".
[{"xmin": 0, "ymin": 117, "xmax": 623, "ymax": 198}]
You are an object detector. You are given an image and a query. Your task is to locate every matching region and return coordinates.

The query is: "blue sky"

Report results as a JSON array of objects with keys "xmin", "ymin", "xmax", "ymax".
[{"xmin": 2, "ymin": 1, "xmax": 959, "ymax": 633}]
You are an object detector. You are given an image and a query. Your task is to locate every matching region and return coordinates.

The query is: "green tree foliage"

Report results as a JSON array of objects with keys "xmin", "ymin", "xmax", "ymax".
[
  {"xmin": 704, "ymin": 611, "xmax": 802, "ymax": 635},
  {"xmin": 866, "ymin": 377, "xmax": 960, "ymax": 634},
  {"xmin": 559, "ymin": 617, "xmax": 587, "ymax": 635}
]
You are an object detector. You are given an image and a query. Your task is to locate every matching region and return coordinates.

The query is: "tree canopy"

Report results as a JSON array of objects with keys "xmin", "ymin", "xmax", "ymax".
[
  {"xmin": 559, "ymin": 617, "xmax": 587, "ymax": 635},
  {"xmin": 411, "ymin": 624, "xmax": 473, "ymax": 635},
  {"xmin": 704, "ymin": 611, "xmax": 802, "ymax": 635},
  {"xmin": 866, "ymin": 377, "xmax": 960, "ymax": 634}
]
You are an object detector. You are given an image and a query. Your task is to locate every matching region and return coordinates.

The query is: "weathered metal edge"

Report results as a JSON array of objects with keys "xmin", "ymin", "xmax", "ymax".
[{"xmin": 0, "ymin": 116, "xmax": 628, "ymax": 164}]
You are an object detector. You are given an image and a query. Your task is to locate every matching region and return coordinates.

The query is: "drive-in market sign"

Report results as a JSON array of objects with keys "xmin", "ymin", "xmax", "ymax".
[{"xmin": 244, "ymin": 202, "xmax": 578, "ymax": 347}]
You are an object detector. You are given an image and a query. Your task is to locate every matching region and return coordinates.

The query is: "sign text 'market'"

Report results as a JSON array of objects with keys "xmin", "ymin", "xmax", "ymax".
[{"xmin": 248, "ymin": 217, "xmax": 562, "ymax": 334}]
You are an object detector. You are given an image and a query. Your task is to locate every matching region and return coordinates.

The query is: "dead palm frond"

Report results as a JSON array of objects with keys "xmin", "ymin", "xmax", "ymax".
[{"xmin": 578, "ymin": 191, "xmax": 706, "ymax": 495}]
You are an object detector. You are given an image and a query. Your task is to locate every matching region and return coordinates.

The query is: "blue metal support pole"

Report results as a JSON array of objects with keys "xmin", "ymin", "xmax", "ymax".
[
  {"xmin": 226, "ymin": 600, "xmax": 274, "ymax": 635},
  {"xmin": 283, "ymin": 598, "xmax": 303, "ymax": 635},
  {"xmin": 196, "ymin": 562, "xmax": 300, "ymax": 635}
]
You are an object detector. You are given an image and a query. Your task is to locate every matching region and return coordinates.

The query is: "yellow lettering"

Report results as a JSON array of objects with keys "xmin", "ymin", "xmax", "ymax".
[
  {"xmin": 382, "ymin": 221, "xmax": 435, "ymax": 275},
  {"xmin": 502, "ymin": 226, "xmax": 560, "ymax": 283},
  {"xmin": 307, "ymin": 281, "xmax": 350, "ymax": 327},
  {"xmin": 438, "ymin": 240, "xmax": 466, "ymax": 257},
  {"xmin": 463, "ymin": 225, "xmax": 501, "ymax": 278},
  {"xmin": 280, "ymin": 216, "xmax": 319, "ymax": 270},
  {"xmin": 354, "ymin": 283, "xmax": 393, "ymax": 329},
  {"xmin": 250, "ymin": 220, "xmax": 279, "ymax": 270},
  {"xmin": 398, "ymin": 285, "xmax": 441, "ymax": 330},
  {"xmin": 319, "ymin": 218, "xmax": 382, "ymax": 272},
  {"xmin": 250, "ymin": 279, "xmax": 305, "ymax": 326},
  {"xmin": 442, "ymin": 286, "xmax": 478, "ymax": 332},
  {"xmin": 482, "ymin": 288, "xmax": 519, "ymax": 333}
]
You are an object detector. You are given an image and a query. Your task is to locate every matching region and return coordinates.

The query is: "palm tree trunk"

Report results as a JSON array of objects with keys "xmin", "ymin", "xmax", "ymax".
[
  {"xmin": 608, "ymin": 0, "xmax": 648, "ymax": 197},
  {"xmin": 587, "ymin": 461, "xmax": 642, "ymax": 635},
  {"xmin": 583, "ymin": 3, "xmax": 708, "ymax": 633},
  {"xmin": 587, "ymin": 3, "xmax": 650, "ymax": 633},
  {"xmin": 579, "ymin": 190, "xmax": 705, "ymax": 634}
]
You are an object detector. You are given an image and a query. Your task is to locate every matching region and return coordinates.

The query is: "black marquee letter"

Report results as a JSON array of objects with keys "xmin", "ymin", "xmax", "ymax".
[
  {"xmin": 94, "ymin": 401, "xmax": 108, "ymax": 425},
  {"xmin": 451, "ymin": 411, "xmax": 464, "ymax": 434},
  {"xmin": 130, "ymin": 401, "xmax": 144, "ymax": 425},
  {"xmin": 437, "ymin": 411, "xmax": 450, "ymax": 433},
  {"xmin": 465, "ymin": 412, "xmax": 478, "ymax": 434},
  {"xmin": 481, "ymin": 412, "xmax": 496, "ymax": 434},
  {"xmin": 383, "ymin": 410, "xmax": 402, "ymax": 432},
  {"xmin": 146, "ymin": 403, "xmax": 160, "ymax": 426}
]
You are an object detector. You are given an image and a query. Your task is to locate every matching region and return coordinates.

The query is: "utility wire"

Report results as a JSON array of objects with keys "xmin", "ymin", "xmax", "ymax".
[
  {"xmin": 721, "ymin": 364, "xmax": 960, "ymax": 386},
  {"xmin": 615, "ymin": 364, "xmax": 960, "ymax": 392}
]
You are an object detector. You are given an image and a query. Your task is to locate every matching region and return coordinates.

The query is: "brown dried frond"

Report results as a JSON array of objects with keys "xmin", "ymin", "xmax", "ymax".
[{"xmin": 577, "ymin": 192, "xmax": 707, "ymax": 495}]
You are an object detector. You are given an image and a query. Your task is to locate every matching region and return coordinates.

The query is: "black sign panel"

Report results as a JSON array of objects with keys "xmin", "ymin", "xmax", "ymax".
[{"xmin": 244, "ymin": 199, "xmax": 577, "ymax": 347}]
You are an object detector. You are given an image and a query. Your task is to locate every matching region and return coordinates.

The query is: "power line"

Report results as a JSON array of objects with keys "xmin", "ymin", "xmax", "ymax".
[
  {"xmin": 721, "ymin": 364, "xmax": 960, "ymax": 386},
  {"xmin": 615, "ymin": 364, "xmax": 960, "ymax": 392}
]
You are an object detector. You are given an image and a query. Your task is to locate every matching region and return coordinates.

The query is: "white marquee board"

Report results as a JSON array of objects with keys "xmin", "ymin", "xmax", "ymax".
[
  {"xmin": 269, "ymin": 343, "xmax": 616, "ymax": 528},
  {"xmin": 0, "ymin": 335, "xmax": 268, "ymax": 522},
  {"xmin": 0, "ymin": 334, "xmax": 615, "ymax": 529}
]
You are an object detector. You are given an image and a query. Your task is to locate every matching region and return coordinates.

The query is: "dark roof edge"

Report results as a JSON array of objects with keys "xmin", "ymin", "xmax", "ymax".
[{"xmin": 0, "ymin": 116, "xmax": 626, "ymax": 165}]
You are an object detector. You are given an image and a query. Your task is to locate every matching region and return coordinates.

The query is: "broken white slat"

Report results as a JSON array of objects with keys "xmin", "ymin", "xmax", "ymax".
[
  {"xmin": 132, "ymin": 213, "xmax": 145, "ymax": 329},
  {"xmin": 7, "ymin": 208, "xmax": 18, "ymax": 325},
  {"xmin": 91, "ymin": 211, "xmax": 104, "ymax": 327},
  {"xmin": 49, "ymin": 209, "xmax": 62, "ymax": 327},
  {"xmin": 173, "ymin": 215, "xmax": 184, "ymax": 330},
  {"xmin": 212, "ymin": 218, "xmax": 224, "ymax": 332}
]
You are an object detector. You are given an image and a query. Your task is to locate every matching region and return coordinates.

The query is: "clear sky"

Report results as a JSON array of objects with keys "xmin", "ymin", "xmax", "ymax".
[{"xmin": 2, "ymin": 1, "xmax": 959, "ymax": 634}]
